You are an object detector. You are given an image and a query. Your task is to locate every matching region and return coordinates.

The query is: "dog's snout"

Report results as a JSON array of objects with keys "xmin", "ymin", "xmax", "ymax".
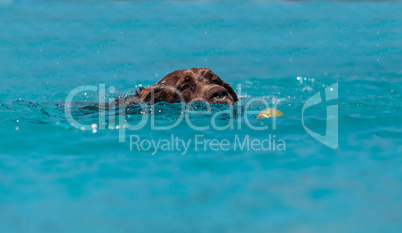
[{"xmin": 209, "ymin": 86, "xmax": 228, "ymax": 99}]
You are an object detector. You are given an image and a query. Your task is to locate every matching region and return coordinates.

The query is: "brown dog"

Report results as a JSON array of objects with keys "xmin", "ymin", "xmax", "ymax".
[{"xmin": 123, "ymin": 68, "xmax": 238, "ymax": 105}]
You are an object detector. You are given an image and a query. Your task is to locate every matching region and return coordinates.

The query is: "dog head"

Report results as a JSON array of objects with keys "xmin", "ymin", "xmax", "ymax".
[{"xmin": 135, "ymin": 68, "xmax": 238, "ymax": 105}]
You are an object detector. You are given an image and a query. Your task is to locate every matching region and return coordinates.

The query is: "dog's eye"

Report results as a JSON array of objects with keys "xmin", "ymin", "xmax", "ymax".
[
  {"xmin": 180, "ymin": 85, "xmax": 189, "ymax": 91},
  {"xmin": 212, "ymin": 79, "xmax": 220, "ymax": 85}
]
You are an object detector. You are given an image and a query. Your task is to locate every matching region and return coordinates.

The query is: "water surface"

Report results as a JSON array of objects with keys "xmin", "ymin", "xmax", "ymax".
[{"xmin": 0, "ymin": 1, "xmax": 401, "ymax": 232}]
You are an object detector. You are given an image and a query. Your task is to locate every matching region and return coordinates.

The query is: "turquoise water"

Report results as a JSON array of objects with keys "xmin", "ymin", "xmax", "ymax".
[{"xmin": 1, "ymin": 1, "xmax": 402, "ymax": 232}]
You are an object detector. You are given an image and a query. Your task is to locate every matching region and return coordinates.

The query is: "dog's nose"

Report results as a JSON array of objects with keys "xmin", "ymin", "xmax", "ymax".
[{"xmin": 209, "ymin": 86, "xmax": 228, "ymax": 99}]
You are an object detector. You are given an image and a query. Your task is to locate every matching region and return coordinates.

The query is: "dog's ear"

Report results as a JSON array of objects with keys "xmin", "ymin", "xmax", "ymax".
[
  {"xmin": 135, "ymin": 85, "xmax": 160, "ymax": 103},
  {"xmin": 135, "ymin": 84, "xmax": 180, "ymax": 104},
  {"xmin": 136, "ymin": 86, "xmax": 151, "ymax": 100},
  {"xmin": 223, "ymin": 81, "xmax": 238, "ymax": 102}
]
